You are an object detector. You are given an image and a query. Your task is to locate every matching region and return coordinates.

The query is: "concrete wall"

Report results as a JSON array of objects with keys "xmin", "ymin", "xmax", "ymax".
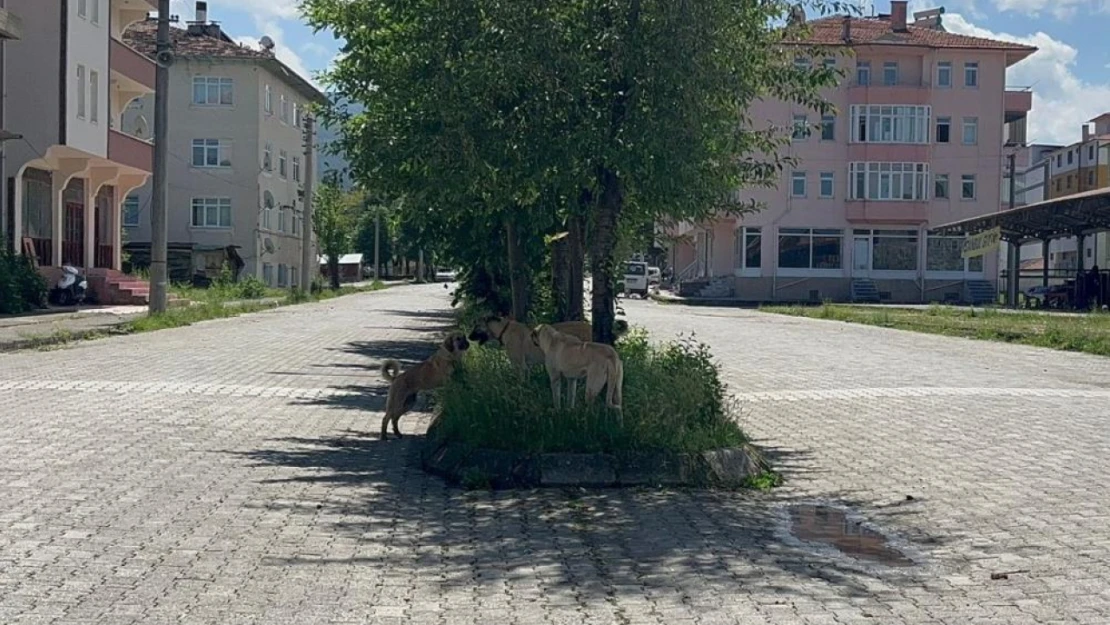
[
  {"xmin": 65, "ymin": 0, "xmax": 109, "ymax": 157},
  {"xmin": 4, "ymin": 0, "xmax": 63, "ymax": 176}
]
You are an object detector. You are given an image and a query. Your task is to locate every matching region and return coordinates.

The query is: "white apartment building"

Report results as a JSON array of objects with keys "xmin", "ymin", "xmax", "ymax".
[{"xmin": 121, "ymin": 2, "xmax": 325, "ymax": 287}]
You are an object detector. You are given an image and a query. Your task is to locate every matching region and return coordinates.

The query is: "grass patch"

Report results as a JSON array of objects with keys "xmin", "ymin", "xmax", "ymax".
[
  {"xmin": 762, "ymin": 303, "xmax": 1110, "ymax": 356},
  {"xmin": 432, "ymin": 329, "xmax": 750, "ymax": 455}
]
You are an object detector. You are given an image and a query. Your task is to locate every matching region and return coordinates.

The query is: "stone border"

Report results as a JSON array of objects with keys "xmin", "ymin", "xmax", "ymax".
[{"xmin": 420, "ymin": 419, "xmax": 771, "ymax": 489}]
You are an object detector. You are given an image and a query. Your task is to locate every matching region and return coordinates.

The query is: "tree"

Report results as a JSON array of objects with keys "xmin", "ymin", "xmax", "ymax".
[
  {"xmin": 313, "ymin": 179, "xmax": 356, "ymax": 289},
  {"xmin": 302, "ymin": 0, "xmax": 842, "ymax": 341}
]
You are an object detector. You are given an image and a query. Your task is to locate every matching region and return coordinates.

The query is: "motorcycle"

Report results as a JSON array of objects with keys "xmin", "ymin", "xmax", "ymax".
[{"xmin": 48, "ymin": 265, "xmax": 89, "ymax": 306}]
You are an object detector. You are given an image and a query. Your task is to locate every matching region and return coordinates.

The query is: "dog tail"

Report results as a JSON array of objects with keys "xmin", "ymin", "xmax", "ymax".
[{"xmin": 381, "ymin": 359, "xmax": 402, "ymax": 382}]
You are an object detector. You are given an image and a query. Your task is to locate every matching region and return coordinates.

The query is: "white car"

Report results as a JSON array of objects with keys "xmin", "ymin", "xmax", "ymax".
[
  {"xmin": 434, "ymin": 268, "xmax": 458, "ymax": 282},
  {"xmin": 621, "ymin": 261, "xmax": 650, "ymax": 298}
]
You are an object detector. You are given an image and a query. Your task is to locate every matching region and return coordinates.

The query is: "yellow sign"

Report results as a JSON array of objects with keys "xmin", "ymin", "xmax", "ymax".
[{"xmin": 961, "ymin": 227, "xmax": 1001, "ymax": 258}]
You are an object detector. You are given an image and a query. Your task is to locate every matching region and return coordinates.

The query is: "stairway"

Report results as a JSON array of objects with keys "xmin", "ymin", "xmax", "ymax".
[
  {"xmin": 850, "ymin": 278, "xmax": 881, "ymax": 303},
  {"xmin": 695, "ymin": 276, "xmax": 734, "ymax": 298},
  {"xmin": 86, "ymin": 269, "xmax": 188, "ymax": 307},
  {"xmin": 964, "ymin": 280, "xmax": 997, "ymax": 305}
]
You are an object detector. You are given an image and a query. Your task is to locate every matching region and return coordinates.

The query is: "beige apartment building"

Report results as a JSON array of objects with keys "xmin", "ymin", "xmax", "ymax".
[{"xmin": 121, "ymin": 2, "xmax": 325, "ymax": 287}]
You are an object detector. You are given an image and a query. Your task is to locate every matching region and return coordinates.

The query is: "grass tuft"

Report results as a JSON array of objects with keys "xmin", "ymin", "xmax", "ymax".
[{"xmin": 432, "ymin": 329, "xmax": 750, "ymax": 455}]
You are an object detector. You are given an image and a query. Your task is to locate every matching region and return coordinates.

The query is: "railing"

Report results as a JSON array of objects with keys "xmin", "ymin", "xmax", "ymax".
[
  {"xmin": 677, "ymin": 259, "xmax": 704, "ymax": 283},
  {"xmin": 847, "ymin": 77, "xmax": 930, "ymax": 89},
  {"xmin": 96, "ymin": 245, "xmax": 113, "ymax": 269}
]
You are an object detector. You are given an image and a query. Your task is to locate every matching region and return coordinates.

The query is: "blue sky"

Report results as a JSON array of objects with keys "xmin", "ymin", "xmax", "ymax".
[{"xmin": 167, "ymin": 0, "xmax": 1106, "ymax": 146}]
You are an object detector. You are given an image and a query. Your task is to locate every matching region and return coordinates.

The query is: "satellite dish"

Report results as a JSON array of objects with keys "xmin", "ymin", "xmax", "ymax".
[
  {"xmin": 788, "ymin": 3, "xmax": 806, "ymax": 26},
  {"xmin": 259, "ymin": 36, "xmax": 275, "ymax": 51},
  {"xmin": 263, "ymin": 237, "xmax": 275, "ymax": 254}
]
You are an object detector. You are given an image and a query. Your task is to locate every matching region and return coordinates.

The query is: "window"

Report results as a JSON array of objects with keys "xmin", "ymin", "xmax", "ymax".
[
  {"xmin": 961, "ymin": 117, "xmax": 978, "ymax": 145},
  {"xmin": 90, "ymin": 0, "xmax": 100, "ymax": 24},
  {"xmin": 849, "ymin": 162, "xmax": 930, "ymax": 201},
  {"xmin": 279, "ymin": 150, "xmax": 288, "ymax": 178},
  {"xmin": 263, "ymin": 142, "xmax": 273, "ymax": 172},
  {"xmin": 89, "ymin": 70, "xmax": 99, "ymax": 123},
  {"xmin": 850, "ymin": 105, "xmax": 930, "ymax": 144},
  {"xmin": 856, "ymin": 61, "xmax": 871, "ymax": 86},
  {"xmin": 1056, "ymin": 154, "xmax": 1062, "ymax": 168},
  {"xmin": 191, "ymin": 198, "xmax": 232, "ymax": 228},
  {"xmin": 882, "ymin": 62, "xmax": 898, "ymax": 86},
  {"xmin": 293, "ymin": 102, "xmax": 301, "ymax": 128},
  {"xmin": 960, "ymin": 174, "xmax": 976, "ymax": 200},
  {"xmin": 963, "ymin": 62, "xmax": 978, "ymax": 87},
  {"xmin": 927, "ymin": 234, "xmax": 982, "ymax": 273},
  {"xmin": 264, "ymin": 84, "xmax": 273, "ymax": 114},
  {"xmin": 78, "ymin": 0, "xmax": 87, "ymax": 18},
  {"xmin": 857, "ymin": 229, "xmax": 918, "ymax": 271},
  {"xmin": 792, "ymin": 114, "xmax": 808, "ymax": 140},
  {"xmin": 1067, "ymin": 150, "xmax": 1074, "ymax": 165},
  {"xmin": 820, "ymin": 115, "xmax": 835, "ymax": 141},
  {"xmin": 737, "ymin": 227, "xmax": 761, "ymax": 270},
  {"xmin": 122, "ymin": 195, "xmax": 141, "ymax": 227},
  {"xmin": 280, "ymin": 95, "xmax": 289, "ymax": 124},
  {"xmin": 934, "ymin": 174, "xmax": 949, "ymax": 199},
  {"xmin": 191, "ymin": 139, "xmax": 232, "ymax": 168},
  {"xmin": 292, "ymin": 209, "xmax": 301, "ymax": 235},
  {"xmin": 262, "ymin": 263, "xmax": 274, "ymax": 286},
  {"xmin": 192, "ymin": 77, "xmax": 233, "ymax": 106},
  {"xmin": 794, "ymin": 57, "xmax": 810, "ymax": 70},
  {"xmin": 293, "ymin": 156, "xmax": 301, "ymax": 182},
  {"xmin": 279, "ymin": 207, "xmax": 289, "ymax": 233},
  {"xmin": 822, "ymin": 58, "xmax": 836, "ymax": 69},
  {"xmin": 819, "ymin": 172, "xmax": 835, "ymax": 198},
  {"xmin": 278, "ymin": 264, "xmax": 288, "ymax": 287},
  {"xmin": 935, "ymin": 117, "xmax": 950, "ymax": 143},
  {"xmin": 1089, "ymin": 145, "xmax": 1095, "ymax": 160},
  {"xmin": 263, "ymin": 191, "xmax": 275, "ymax": 229},
  {"xmin": 778, "ymin": 228, "xmax": 843, "ymax": 270},
  {"xmin": 937, "ymin": 61, "xmax": 951, "ymax": 87},
  {"xmin": 791, "ymin": 171, "xmax": 807, "ymax": 197},
  {"xmin": 76, "ymin": 65, "xmax": 86, "ymax": 119}
]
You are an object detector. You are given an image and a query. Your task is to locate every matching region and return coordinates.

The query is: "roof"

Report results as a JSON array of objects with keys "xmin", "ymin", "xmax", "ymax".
[
  {"xmin": 795, "ymin": 14, "xmax": 1036, "ymax": 61},
  {"xmin": 933, "ymin": 186, "xmax": 1110, "ymax": 241},
  {"xmin": 318, "ymin": 253, "xmax": 364, "ymax": 265},
  {"xmin": 124, "ymin": 20, "xmax": 326, "ymax": 104}
]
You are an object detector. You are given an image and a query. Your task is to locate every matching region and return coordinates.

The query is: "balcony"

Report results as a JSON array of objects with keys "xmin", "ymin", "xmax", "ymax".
[
  {"xmin": 109, "ymin": 129, "xmax": 153, "ymax": 172},
  {"xmin": 847, "ymin": 78, "xmax": 931, "ymax": 105},
  {"xmin": 0, "ymin": 8, "xmax": 23, "ymax": 40},
  {"xmin": 1004, "ymin": 88, "xmax": 1033, "ymax": 122},
  {"xmin": 845, "ymin": 200, "xmax": 928, "ymax": 224},
  {"xmin": 110, "ymin": 38, "xmax": 155, "ymax": 91}
]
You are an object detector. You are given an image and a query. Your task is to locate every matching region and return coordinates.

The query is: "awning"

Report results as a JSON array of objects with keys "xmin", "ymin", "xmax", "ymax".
[{"xmin": 933, "ymin": 187, "xmax": 1110, "ymax": 242}]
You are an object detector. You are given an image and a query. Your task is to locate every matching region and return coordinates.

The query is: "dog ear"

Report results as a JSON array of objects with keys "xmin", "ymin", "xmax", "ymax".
[{"xmin": 441, "ymin": 335, "xmax": 458, "ymax": 352}]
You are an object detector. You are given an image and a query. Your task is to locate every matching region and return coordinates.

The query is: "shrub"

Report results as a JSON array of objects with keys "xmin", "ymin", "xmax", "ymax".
[
  {"xmin": 234, "ymin": 276, "xmax": 268, "ymax": 300},
  {"xmin": 0, "ymin": 248, "xmax": 47, "ymax": 314},
  {"xmin": 432, "ymin": 329, "xmax": 749, "ymax": 454}
]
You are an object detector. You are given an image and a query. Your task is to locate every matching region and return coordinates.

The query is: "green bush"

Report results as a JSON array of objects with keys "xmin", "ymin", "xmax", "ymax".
[
  {"xmin": 432, "ymin": 329, "xmax": 748, "ymax": 454},
  {"xmin": 0, "ymin": 248, "xmax": 47, "ymax": 314},
  {"xmin": 234, "ymin": 276, "xmax": 268, "ymax": 299}
]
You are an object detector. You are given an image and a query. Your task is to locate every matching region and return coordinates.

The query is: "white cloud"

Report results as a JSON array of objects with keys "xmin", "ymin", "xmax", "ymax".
[
  {"xmin": 990, "ymin": 0, "xmax": 1087, "ymax": 20},
  {"xmin": 943, "ymin": 12, "xmax": 1108, "ymax": 145},
  {"xmin": 234, "ymin": 19, "xmax": 322, "ymax": 91}
]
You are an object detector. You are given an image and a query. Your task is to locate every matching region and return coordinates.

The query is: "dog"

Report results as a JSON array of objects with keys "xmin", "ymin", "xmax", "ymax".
[
  {"xmin": 530, "ymin": 324, "xmax": 624, "ymax": 419},
  {"xmin": 468, "ymin": 315, "xmax": 628, "ymax": 369},
  {"xmin": 378, "ymin": 333, "xmax": 470, "ymax": 440}
]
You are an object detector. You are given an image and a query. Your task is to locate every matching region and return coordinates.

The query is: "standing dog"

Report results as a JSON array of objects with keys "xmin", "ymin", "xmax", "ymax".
[
  {"xmin": 378, "ymin": 333, "xmax": 470, "ymax": 440},
  {"xmin": 531, "ymin": 324, "xmax": 624, "ymax": 419},
  {"xmin": 468, "ymin": 315, "xmax": 628, "ymax": 369}
]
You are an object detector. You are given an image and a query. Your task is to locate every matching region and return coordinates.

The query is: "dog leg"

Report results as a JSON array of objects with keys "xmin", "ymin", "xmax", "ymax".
[
  {"xmin": 549, "ymin": 374, "xmax": 562, "ymax": 410},
  {"xmin": 567, "ymin": 377, "xmax": 578, "ymax": 409},
  {"xmin": 380, "ymin": 412, "xmax": 393, "ymax": 440}
]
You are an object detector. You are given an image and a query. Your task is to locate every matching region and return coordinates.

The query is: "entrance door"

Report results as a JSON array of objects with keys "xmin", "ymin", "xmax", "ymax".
[
  {"xmin": 852, "ymin": 236, "xmax": 871, "ymax": 277},
  {"xmin": 62, "ymin": 202, "xmax": 84, "ymax": 266}
]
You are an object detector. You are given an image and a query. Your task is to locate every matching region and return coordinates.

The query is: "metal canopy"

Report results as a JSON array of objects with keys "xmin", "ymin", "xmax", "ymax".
[{"xmin": 932, "ymin": 186, "xmax": 1110, "ymax": 243}]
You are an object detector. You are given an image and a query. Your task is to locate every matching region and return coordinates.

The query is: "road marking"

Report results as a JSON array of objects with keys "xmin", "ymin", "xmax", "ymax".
[{"xmin": 735, "ymin": 387, "xmax": 1110, "ymax": 403}]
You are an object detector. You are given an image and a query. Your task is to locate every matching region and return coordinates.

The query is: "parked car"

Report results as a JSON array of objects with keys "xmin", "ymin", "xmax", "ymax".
[
  {"xmin": 647, "ymin": 266, "xmax": 661, "ymax": 286},
  {"xmin": 434, "ymin": 268, "xmax": 458, "ymax": 282},
  {"xmin": 621, "ymin": 261, "xmax": 650, "ymax": 298}
]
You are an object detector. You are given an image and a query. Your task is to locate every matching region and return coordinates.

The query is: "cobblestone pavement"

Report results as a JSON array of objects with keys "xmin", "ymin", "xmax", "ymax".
[{"xmin": 1, "ymin": 284, "xmax": 1108, "ymax": 624}]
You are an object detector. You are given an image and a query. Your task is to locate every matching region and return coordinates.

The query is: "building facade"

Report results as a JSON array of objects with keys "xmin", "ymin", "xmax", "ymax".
[
  {"xmin": 4, "ymin": 0, "xmax": 155, "ymax": 273},
  {"xmin": 668, "ymin": 3, "xmax": 1037, "ymax": 303},
  {"xmin": 122, "ymin": 3, "xmax": 325, "ymax": 287}
]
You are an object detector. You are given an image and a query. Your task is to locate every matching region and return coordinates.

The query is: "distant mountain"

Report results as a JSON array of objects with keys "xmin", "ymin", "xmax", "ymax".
[{"xmin": 316, "ymin": 93, "xmax": 362, "ymax": 189}]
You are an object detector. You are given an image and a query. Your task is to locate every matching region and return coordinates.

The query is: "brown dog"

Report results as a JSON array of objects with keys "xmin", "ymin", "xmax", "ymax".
[
  {"xmin": 531, "ymin": 324, "xmax": 624, "ymax": 419},
  {"xmin": 379, "ymin": 333, "xmax": 470, "ymax": 440},
  {"xmin": 468, "ymin": 315, "xmax": 628, "ymax": 369}
]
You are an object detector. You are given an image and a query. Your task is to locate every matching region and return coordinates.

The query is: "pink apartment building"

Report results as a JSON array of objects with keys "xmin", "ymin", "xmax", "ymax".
[
  {"xmin": 3, "ymin": 0, "xmax": 155, "ymax": 302},
  {"xmin": 668, "ymin": 3, "xmax": 1037, "ymax": 304}
]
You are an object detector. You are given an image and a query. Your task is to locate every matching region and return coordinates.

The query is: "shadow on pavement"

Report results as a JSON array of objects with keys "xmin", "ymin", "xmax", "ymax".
[{"xmin": 230, "ymin": 430, "xmax": 976, "ymax": 603}]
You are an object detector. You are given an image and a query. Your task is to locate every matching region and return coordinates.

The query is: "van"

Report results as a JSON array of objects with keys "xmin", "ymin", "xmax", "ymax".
[{"xmin": 622, "ymin": 261, "xmax": 650, "ymax": 298}]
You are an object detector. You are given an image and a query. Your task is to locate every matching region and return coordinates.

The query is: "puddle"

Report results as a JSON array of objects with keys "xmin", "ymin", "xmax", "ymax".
[{"xmin": 787, "ymin": 504, "xmax": 914, "ymax": 567}]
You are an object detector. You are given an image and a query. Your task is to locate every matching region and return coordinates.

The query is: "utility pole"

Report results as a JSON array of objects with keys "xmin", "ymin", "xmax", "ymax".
[
  {"xmin": 374, "ymin": 205, "xmax": 380, "ymax": 281},
  {"xmin": 149, "ymin": 0, "xmax": 173, "ymax": 313},
  {"xmin": 417, "ymin": 248, "xmax": 424, "ymax": 283},
  {"xmin": 300, "ymin": 114, "xmax": 316, "ymax": 293},
  {"xmin": 1006, "ymin": 152, "xmax": 1019, "ymax": 308}
]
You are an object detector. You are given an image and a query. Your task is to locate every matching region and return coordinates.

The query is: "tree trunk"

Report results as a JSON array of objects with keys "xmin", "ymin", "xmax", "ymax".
[
  {"xmin": 505, "ymin": 213, "xmax": 529, "ymax": 321},
  {"xmin": 551, "ymin": 225, "xmax": 570, "ymax": 321},
  {"xmin": 327, "ymin": 257, "xmax": 341, "ymax": 290},
  {"xmin": 589, "ymin": 168, "xmax": 622, "ymax": 344},
  {"xmin": 567, "ymin": 192, "xmax": 587, "ymax": 321}
]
